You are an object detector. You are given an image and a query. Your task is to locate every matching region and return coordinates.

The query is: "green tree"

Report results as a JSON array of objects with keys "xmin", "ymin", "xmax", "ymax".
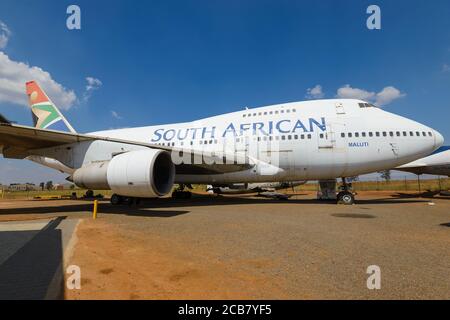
[
  {"xmin": 45, "ymin": 181, "xmax": 53, "ymax": 191},
  {"xmin": 378, "ymin": 170, "xmax": 391, "ymax": 182}
]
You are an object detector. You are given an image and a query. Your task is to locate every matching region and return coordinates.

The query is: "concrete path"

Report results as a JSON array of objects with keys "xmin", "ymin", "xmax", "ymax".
[{"xmin": 0, "ymin": 217, "xmax": 79, "ymax": 299}]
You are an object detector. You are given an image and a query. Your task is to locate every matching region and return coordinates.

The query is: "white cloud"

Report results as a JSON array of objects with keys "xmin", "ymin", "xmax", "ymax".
[
  {"xmin": 0, "ymin": 21, "xmax": 11, "ymax": 49},
  {"xmin": 442, "ymin": 64, "xmax": 450, "ymax": 73},
  {"xmin": 0, "ymin": 51, "xmax": 77, "ymax": 109},
  {"xmin": 374, "ymin": 86, "xmax": 406, "ymax": 106},
  {"xmin": 83, "ymin": 76, "xmax": 102, "ymax": 102},
  {"xmin": 336, "ymin": 84, "xmax": 405, "ymax": 106},
  {"xmin": 305, "ymin": 85, "xmax": 324, "ymax": 99},
  {"xmin": 336, "ymin": 84, "xmax": 375, "ymax": 101},
  {"xmin": 111, "ymin": 110, "xmax": 122, "ymax": 119}
]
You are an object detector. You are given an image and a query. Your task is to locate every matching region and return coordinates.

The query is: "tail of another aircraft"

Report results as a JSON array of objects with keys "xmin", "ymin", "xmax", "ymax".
[{"xmin": 25, "ymin": 81, "xmax": 76, "ymax": 133}]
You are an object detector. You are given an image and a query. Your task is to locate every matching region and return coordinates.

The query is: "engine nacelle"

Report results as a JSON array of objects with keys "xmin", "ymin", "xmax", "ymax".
[{"xmin": 73, "ymin": 149, "xmax": 175, "ymax": 198}]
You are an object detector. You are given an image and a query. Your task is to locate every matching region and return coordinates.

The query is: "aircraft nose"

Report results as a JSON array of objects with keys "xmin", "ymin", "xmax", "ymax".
[{"xmin": 434, "ymin": 130, "xmax": 444, "ymax": 149}]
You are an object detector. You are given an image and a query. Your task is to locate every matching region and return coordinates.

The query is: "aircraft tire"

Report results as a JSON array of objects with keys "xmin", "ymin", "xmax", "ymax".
[
  {"xmin": 110, "ymin": 193, "xmax": 123, "ymax": 205},
  {"xmin": 337, "ymin": 191, "xmax": 355, "ymax": 205}
]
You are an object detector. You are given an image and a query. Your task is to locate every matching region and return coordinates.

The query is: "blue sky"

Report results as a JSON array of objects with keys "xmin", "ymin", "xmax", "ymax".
[{"xmin": 1, "ymin": 0, "xmax": 450, "ymax": 184}]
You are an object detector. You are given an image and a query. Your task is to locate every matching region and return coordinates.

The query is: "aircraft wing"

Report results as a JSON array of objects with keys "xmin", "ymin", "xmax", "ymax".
[
  {"xmin": 0, "ymin": 121, "xmax": 94, "ymax": 158},
  {"xmin": 0, "ymin": 120, "xmax": 252, "ymax": 174}
]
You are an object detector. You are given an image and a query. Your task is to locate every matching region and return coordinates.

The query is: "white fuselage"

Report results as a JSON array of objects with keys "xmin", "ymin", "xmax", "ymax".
[{"xmin": 32, "ymin": 99, "xmax": 443, "ymax": 184}]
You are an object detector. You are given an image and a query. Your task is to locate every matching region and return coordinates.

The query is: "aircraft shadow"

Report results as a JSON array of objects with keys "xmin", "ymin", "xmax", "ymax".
[
  {"xmin": 390, "ymin": 191, "xmax": 450, "ymax": 200},
  {"xmin": 0, "ymin": 217, "xmax": 65, "ymax": 299},
  {"xmin": 0, "ymin": 203, "xmax": 189, "ymax": 218},
  {"xmin": 0, "ymin": 194, "xmax": 430, "ymax": 217}
]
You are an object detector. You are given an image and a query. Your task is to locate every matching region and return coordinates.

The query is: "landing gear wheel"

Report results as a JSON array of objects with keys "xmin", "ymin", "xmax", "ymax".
[
  {"xmin": 337, "ymin": 191, "xmax": 355, "ymax": 205},
  {"xmin": 110, "ymin": 194, "xmax": 123, "ymax": 205},
  {"xmin": 127, "ymin": 197, "xmax": 136, "ymax": 206}
]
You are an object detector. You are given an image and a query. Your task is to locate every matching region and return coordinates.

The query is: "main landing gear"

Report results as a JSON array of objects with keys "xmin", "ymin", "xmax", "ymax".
[
  {"xmin": 171, "ymin": 184, "xmax": 192, "ymax": 199},
  {"xmin": 110, "ymin": 194, "xmax": 140, "ymax": 206},
  {"xmin": 337, "ymin": 177, "xmax": 355, "ymax": 205}
]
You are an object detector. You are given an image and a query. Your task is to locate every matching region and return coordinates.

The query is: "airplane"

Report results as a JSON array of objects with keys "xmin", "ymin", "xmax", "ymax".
[
  {"xmin": 0, "ymin": 81, "xmax": 444, "ymax": 205},
  {"xmin": 394, "ymin": 146, "xmax": 450, "ymax": 177}
]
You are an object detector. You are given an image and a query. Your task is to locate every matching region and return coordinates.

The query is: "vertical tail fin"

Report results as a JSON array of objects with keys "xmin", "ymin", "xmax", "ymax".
[{"xmin": 25, "ymin": 81, "xmax": 76, "ymax": 133}]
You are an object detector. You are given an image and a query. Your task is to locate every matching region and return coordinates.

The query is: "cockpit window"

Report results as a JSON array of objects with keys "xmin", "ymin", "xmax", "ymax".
[{"xmin": 359, "ymin": 102, "xmax": 378, "ymax": 108}]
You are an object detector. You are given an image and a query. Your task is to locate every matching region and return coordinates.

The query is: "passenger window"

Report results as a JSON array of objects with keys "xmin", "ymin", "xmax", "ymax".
[
  {"xmin": 257, "ymin": 137, "xmax": 261, "ymax": 141},
  {"xmin": 294, "ymin": 135, "xmax": 298, "ymax": 139},
  {"xmin": 410, "ymin": 131, "xmax": 413, "ymax": 136},
  {"xmin": 362, "ymin": 132, "xmax": 366, "ymax": 137},
  {"xmin": 269, "ymin": 136, "xmax": 273, "ymax": 141},
  {"xmin": 348, "ymin": 133, "xmax": 353, "ymax": 138},
  {"xmin": 243, "ymin": 114, "xmax": 246, "ymax": 118},
  {"xmin": 358, "ymin": 103, "xmax": 365, "ymax": 108},
  {"xmin": 253, "ymin": 113, "xmax": 256, "ymax": 116},
  {"xmin": 275, "ymin": 111, "xmax": 279, "ymax": 114},
  {"xmin": 275, "ymin": 136, "xmax": 280, "ymax": 140},
  {"xmin": 341, "ymin": 133, "xmax": 345, "ymax": 138},
  {"xmin": 288, "ymin": 135, "xmax": 292, "ymax": 140},
  {"xmin": 416, "ymin": 132, "xmax": 420, "ymax": 136},
  {"xmin": 422, "ymin": 132, "xmax": 426, "ymax": 136},
  {"xmin": 428, "ymin": 132, "xmax": 432, "ymax": 136},
  {"xmin": 375, "ymin": 132, "xmax": 380, "ymax": 137},
  {"xmin": 369, "ymin": 132, "xmax": 373, "ymax": 137},
  {"xmin": 320, "ymin": 133, "xmax": 324, "ymax": 139},
  {"xmin": 264, "ymin": 112, "xmax": 267, "ymax": 115},
  {"xmin": 403, "ymin": 131, "xmax": 407, "ymax": 136},
  {"xmin": 355, "ymin": 132, "xmax": 359, "ymax": 138},
  {"xmin": 269, "ymin": 111, "xmax": 273, "ymax": 115},
  {"xmin": 292, "ymin": 109, "xmax": 296, "ymax": 112},
  {"xmin": 281, "ymin": 110, "xmax": 284, "ymax": 113},
  {"xmin": 396, "ymin": 132, "xmax": 400, "ymax": 136},
  {"xmin": 307, "ymin": 134, "xmax": 312, "ymax": 139},
  {"xmin": 301, "ymin": 134, "xmax": 305, "ymax": 139},
  {"xmin": 389, "ymin": 132, "xmax": 394, "ymax": 137},
  {"xmin": 286, "ymin": 109, "xmax": 290, "ymax": 113},
  {"xmin": 258, "ymin": 112, "xmax": 262, "ymax": 116},
  {"xmin": 383, "ymin": 132, "xmax": 387, "ymax": 137},
  {"xmin": 281, "ymin": 136, "xmax": 285, "ymax": 140}
]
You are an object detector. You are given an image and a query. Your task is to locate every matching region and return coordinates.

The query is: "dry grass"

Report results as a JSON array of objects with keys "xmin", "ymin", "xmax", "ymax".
[
  {"xmin": 1, "ymin": 178, "xmax": 449, "ymax": 200},
  {"xmin": 296, "ymin": 178, "xmax": 450, "ymax": 192}
]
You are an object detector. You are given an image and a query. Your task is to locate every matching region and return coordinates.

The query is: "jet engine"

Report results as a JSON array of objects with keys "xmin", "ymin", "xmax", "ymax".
[{"xmin": 73, "ymin": 149, "xmax": 175, "ymax": 198}]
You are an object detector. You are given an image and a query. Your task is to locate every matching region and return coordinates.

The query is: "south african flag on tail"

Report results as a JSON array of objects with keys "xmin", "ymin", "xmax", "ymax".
[{"xmin": 26, "ymin": 81, "xmax": 76, "ymax": 133}]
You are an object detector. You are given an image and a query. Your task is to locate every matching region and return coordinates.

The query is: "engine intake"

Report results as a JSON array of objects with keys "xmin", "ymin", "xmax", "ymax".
[{"xmin": 73, "ymin": 149, "xmax": 175, "ymax": 198}]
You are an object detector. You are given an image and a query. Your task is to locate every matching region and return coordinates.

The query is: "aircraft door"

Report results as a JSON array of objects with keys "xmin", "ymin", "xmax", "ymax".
[{"xmin": 317, "ymin": 125, "xmax": 334, "ymax": 149}]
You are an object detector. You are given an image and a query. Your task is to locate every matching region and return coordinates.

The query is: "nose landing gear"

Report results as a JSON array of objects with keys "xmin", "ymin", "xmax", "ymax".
[{"xmin": 337, "ymin": 178, "xmax": 355, "ymax": 205}]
